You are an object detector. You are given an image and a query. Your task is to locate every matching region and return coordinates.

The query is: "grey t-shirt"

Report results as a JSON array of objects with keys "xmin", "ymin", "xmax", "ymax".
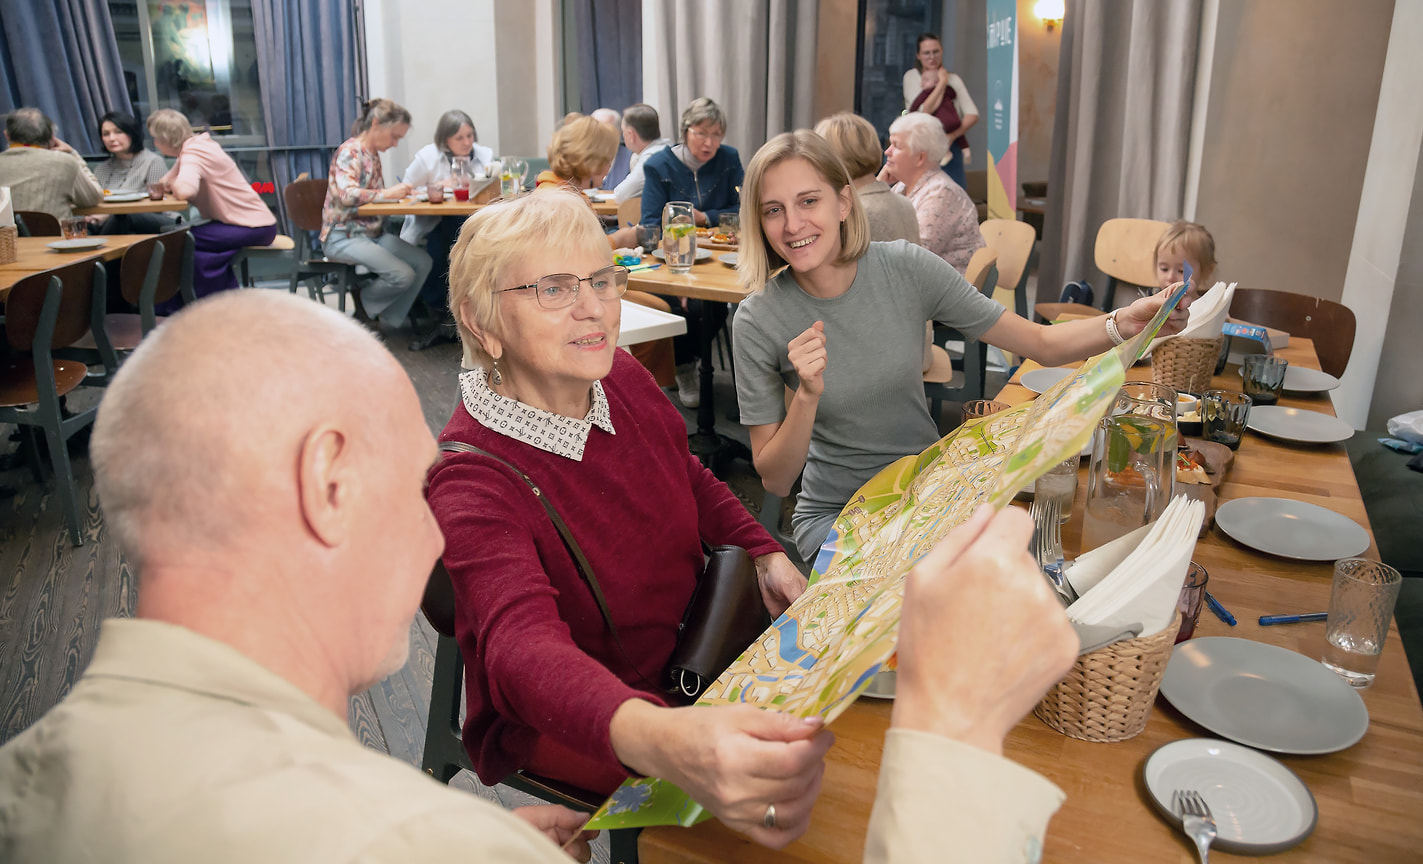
[{"xmin": 733, "ymin": 240, "xmax": 1005, "ymax": 560}]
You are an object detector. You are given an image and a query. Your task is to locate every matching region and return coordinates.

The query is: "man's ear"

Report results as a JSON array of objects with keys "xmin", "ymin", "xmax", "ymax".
[{"xmin": 297, "ymin": 425, "xmax": 350, "ymax": 548}]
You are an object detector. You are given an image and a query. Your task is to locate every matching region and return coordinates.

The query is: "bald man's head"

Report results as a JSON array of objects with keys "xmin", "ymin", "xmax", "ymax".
[{"xmin": 91, "ymin": 291, "xmax": 411, "ymax": 569}]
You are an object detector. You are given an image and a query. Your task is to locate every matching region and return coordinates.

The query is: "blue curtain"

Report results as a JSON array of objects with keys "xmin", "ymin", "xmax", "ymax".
[
  {"xmin": 574, "ymin": 0, "xmax": 641, "ymax": 113},
  {"xmin": 249, "ymin": 0, "xmax": 362, "ymax": 227},
  {"xmin": 0, "ymin": 0, "xmax": 133, "ymax": 153}
]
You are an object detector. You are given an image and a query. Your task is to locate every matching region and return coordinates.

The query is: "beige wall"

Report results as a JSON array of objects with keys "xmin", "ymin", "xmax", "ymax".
[
  {"xmin": 1015, "ymin": 0, "xmax": 1060, "ymax": 188},
  {"xmin": 1194, "ymin": 0, "xmax": 1394, "ymax": 302}
]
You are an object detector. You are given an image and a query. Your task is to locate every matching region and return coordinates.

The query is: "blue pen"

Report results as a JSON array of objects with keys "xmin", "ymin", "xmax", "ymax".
[
  {"xmin": 1204, "ymin": 590, "xmax": 1236, "ymax": 626},
  {"xmin": 1259, "ymin": 612, "xmax": 1329, "ymax": 626}
]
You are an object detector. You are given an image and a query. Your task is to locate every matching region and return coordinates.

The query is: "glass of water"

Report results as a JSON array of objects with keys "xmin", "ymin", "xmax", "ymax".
[
  {"xmin": 662, "ymin": 201, "xmax": 697, "ymax": 274},
  {"xmin": 1322, "ymin": 558, "xmax": 1402, "ymax": 688}
]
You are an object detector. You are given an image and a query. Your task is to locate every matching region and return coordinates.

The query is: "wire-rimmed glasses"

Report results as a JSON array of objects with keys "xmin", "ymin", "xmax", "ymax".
[{"xmin": 494, "ymin": 265, "xmax": 629, "ymax": 310}]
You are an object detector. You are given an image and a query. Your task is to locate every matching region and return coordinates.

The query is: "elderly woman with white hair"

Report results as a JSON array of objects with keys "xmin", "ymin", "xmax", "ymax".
[
  {"xmin": 148, "ymin": 108, "xmax": 277, "ymax": 298},
  {"xmin": 424, "ymin": 190, "xmax": 826, "ymax": 847},
  {"xmin": 881, "ymin": 112, "xmax": 983, "ymax": 272}
]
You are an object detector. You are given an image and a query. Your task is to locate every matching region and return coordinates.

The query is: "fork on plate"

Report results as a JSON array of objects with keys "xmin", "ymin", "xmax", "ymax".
[{"xmin": 1174, "ymin": 789, "xmax": 1217, "ymax": 863}]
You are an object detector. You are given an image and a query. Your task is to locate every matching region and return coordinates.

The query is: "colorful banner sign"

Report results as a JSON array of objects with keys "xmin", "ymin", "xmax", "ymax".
[{"xmin": 986, "ymin": 0, "xmax": 1018, "ymax": 219}]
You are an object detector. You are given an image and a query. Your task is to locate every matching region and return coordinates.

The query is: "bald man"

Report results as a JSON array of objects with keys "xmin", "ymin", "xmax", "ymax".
[{"xmin": 0, "ymin": 291, "xmax": 1079, "ymax": 863}]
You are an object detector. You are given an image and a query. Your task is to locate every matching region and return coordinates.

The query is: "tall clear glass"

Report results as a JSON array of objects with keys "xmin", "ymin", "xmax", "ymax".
[
  {"xmin": 662, "ymin": 201, "xmax": 697, "ymax": 274},
  {"xmin": 1079, "ymin": 415, "xmax": 1177, "ymax": 553},
  {"xmin": 500, "ymin": 157, "xmax": 529, "ymax": 198},
  {"xmin": 1322, "ymin": 558, "xmax": 1402, "ymax": 688},
  {"xmin": 451, "ymin": 157, "xmax": 473, "ymax": 202}
]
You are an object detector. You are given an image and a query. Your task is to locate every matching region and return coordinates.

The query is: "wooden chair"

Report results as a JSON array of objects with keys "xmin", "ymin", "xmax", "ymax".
[
  {"xmin": 1230, "ymin": 289, "xmax": 1357, "ymax": 379},
  {"xmin": 419, "ymin": 560, "xmax": 641, "ymax": 863},
  {"xmin": 15, "ymin": 210, "xmax": 61, "ymax": 237},
  {"xmin": 617, "ymin": 196, "xmax": 642, "ymax": 229},
  {"xmin": 283, "ymin": 178, "xmax": 363, "ymax": 311},
  {"xmin": 233, "ymin": 233, "xmax": 296, "ymax": 287},
  {"xmin": 924, "ymin": 246, "xmax": 997, "ymax": 426},
  {"xmin": 1094, "ymin": 217, "xmax": 1169, "ymax": 310},
  {"xmin": 979, "ymin": 219, "xmax": 1035, "ymax": 321},
  {"xmin": 0, "ymin": 261, "xmax": 108, "ymax": 545},
  {"xmin": 964, "ymin": 170, "xmax": 989, "ymax": 222}
]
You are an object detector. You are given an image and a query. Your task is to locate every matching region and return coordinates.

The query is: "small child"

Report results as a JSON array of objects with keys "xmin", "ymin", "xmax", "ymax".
[{"xmin": 1154, "ymin": 220, "xmax": 1217, "ymax": 307}]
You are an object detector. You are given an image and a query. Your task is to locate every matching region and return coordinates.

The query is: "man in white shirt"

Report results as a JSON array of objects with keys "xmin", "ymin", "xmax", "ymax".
[{"xmin": 612, "ymin": 103, "xmax": 671, "ymax": 205}]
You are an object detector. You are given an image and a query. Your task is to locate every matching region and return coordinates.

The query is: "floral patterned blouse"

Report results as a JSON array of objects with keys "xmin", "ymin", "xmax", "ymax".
[
  {"xmin": 893, "ymin": 169, "xmax": 985, "ymax": 273},
  {"xmin": 320, "ymin": 138, "xmax": 384, "ymax": 241}
]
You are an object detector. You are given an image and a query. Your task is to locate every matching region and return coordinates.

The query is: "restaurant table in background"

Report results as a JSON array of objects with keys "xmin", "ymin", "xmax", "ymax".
[
  {"xmin": 618, "ymin": 299, "xmax": 686, "ymax": 347},
  {"xmin": 356, "ymin": 180, "xmax": 619, "ymax": 219},
  {"xmin": 638, "ymin": 337, "xmax": 1423, "ymax": 863},
  {"xmin": 73, "ymin": 197, "xmax": 189, "ymax": 217},
  {"xmin": 0, "ymin": 235, "xmax": 152, "ymax": 300}
]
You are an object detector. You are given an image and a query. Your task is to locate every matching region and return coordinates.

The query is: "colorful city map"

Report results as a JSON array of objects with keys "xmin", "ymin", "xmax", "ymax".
[{"xmin": 583, "ymin": 284, "xmax": 1188, "ymax": 831}]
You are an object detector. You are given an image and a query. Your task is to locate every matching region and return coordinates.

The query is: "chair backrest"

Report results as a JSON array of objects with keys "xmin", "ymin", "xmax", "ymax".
[
  {"xmin": 152, "ymin": 229, "xmax": 192, "ymax": 304},
  {"xmin": 964, "ymin": 246, "xmax": 998, "ymax": 296},
  {"xmin": 421, "ymin": 559, "xmax": 458, "ymax": 638},
  {"xmin": 1230, "ymin": 289, "xmax": 1357, "ymax": 378},
  {"xmin": 1094, "ymin": 218, "xmax": 1169, "ymax": 288},
  {"xmin": 618, "ymin": 196, "xmax": 641, "ymax": 228},
  {"xmin": 5, "ymin": 260, "xmax": 101, "ymax": 353},
  {"xmin": 522, "ymin": 157, "xmax": 550, "ymax": 190},
  {"xmin": 16, "ymin": 210, "xmax": 61, "ymax": 237},
  {"xmin": 979, "ymin": 219, "xmax": 1035, "ymax": 299},
  {"xmin": 119, "ymin": 235, "xmax": 165, "ymax": 306},
  {"xmin": 964, "ymin": 170, "xmax": 988, "ymax": 204},
  {"xmin": 284, "ymin": 178, "xmax": 330, "ymax": 233}
]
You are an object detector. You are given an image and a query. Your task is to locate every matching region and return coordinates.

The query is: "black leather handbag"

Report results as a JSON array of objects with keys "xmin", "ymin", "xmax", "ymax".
[{"xmin": 439, "ymin": 441, "xmax": 770, "ymax": 703}]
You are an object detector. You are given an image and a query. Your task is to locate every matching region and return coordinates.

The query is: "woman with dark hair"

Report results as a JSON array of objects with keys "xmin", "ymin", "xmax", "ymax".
[
  {"xmin": 403, "ymin": 109, "xmax": 494, "ymax": 350},
  {"xmin": 88, "ymin": 111, "xmax": 176, "ymax": 234},
  {"xmin": 900, "ymin": 32, "xmax": 978, "ymax": 190},
  {"xmin": 320, "ymin": 98, "xmax": 431, "ymax": 331}
]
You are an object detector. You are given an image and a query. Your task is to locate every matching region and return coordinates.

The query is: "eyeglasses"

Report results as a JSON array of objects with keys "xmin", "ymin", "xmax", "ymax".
[
  {"xmin": 687, "ymin": 127, "xmax": 724, "ymax": 144},
  {"xmin": 495, "ymin": 265, "xmax": 629, "ymax": 309}
]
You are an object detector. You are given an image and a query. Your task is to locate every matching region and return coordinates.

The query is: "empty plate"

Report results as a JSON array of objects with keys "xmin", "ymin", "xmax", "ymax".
[
  {"xmin": 46, "ymin": 238, "xmax": 107, "ymax": 252},
  {"xmin": 103, "ymin": 192, "xmax": 148, "ymax": 203},
  {"xmin": 1237, "ymin": 365, "xmax": 1341, "ymax": 392},
  {"xmin": 718, "ymin": 252, "xmax": 738, "ymax": 268},
  {"xmin": 1160, "ymin": 638, "xmax": 1369, "ymax": 754},
  {"xmin": 1143, "ymin": 738, "xmax": 1318, "ymax": 854},
  {"xmin": 1020, "ymin": 367, "xmax": 1076, "ymax": 395},
  {"xmin": 1248, "ymin": 406, "xmax": 1354, "ymax": 444},
  {"xmin": 651, "ymin": 248, "xmax": 713, "ymax": 263},
  {"xmin": 1214, "ymin": 496, "xmax": 1369, "ymax": 560}
]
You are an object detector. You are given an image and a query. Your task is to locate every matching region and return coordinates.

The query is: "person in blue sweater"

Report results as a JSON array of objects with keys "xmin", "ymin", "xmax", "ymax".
[{"xmin": 639, "ymin": 97, "xmax": 743, "ymax": 406}]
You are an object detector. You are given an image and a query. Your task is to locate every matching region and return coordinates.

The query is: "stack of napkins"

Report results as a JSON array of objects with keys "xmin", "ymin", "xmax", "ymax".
[
  {"xmin": 1064, "ymin": 496, "xmax": 1205, "ymax": 639},
  {"xmin": 0, "ymin": 186, "xmax": 14, "ymax": 230},
  {"xmin": 1148, "ymin": 281, "xmax": 1237, "ymax": 353}
]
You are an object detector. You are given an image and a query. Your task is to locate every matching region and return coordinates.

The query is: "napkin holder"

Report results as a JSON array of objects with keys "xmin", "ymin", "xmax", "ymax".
[
  {"xmin": 0, "ymin": 186, "xmax": 15, "ymax": 265},
  {"xmin": 1151, "ymin": 336, "xmax": 1223, "ymax": 396},
  {"xmin": 1034, "ymin": 611, "xmax": 1181, "ymax": 743}
]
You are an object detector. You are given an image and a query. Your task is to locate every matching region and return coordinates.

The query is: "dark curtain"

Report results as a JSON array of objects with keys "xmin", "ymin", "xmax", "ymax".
[
  {"xmin": 249, "ymin": 0, "xmax": 363, "ymax": 228},
  {"xmin": 574, "ymin": 0, "xmax": 642, "ymax": 112},
  {"xmin": 0, "ymin": 0, "xmax": 133, "ymax": 153}
]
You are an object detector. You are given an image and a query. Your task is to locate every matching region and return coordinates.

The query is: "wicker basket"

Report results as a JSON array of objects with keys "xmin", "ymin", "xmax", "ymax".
[
  {"xmin": 0, "ymin": 225, "xmax": 16, "ymax": 265},
  {"xmin": 1152, "ymin": 337, "xmax": 1223, "ymax": 396},
  {"xmin": 1034, "ymin": 612, "xmax": 1181, "ymax": 743}
]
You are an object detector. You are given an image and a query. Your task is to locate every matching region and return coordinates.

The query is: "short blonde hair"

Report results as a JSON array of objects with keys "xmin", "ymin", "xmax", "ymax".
[
  {"xmin": 679, "ymin": 97, "xmax": 727, "ymax": 141},
  {"xmin": 146, "ymin": 108, "xmax": 193, "ymax": 151},
  {"xmin": 547, "ymin": 114, "xmax": 619, "ymax": 185},
  {"xmin": 737, "ymin": 130, "xmax": 870, "ymax": 292},
  {"xmin": 888, "ymin": 112, "xmax": 948, "ymax": 167},
  {"xmin": 447, "ymin": 191, "xmax": 613, "ymax": 369},
  {"xmin": 814, "ymin": 112, "xmax": 884, "ymax": 180},
  {"xmin": 1155, "ymin": 220, "xmax": 1218, "ymax": 285}
]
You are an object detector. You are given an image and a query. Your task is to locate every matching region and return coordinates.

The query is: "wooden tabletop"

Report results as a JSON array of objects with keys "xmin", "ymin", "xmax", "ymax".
[
  {"xmin": 74, "ymin": 196, "xmax": 189, "ymax": 216},
  {"xmin": 356, "ymin": 181, "xmax": 618, "ymax": 218},
  {"xmin": 0, "ymin": 235, "xmax": 152, "ymax": 298},
  {"xmin": 626, "ymin": 254, "xmax": 749, "ymax": 304},
  {"xmin": 640, "ymin": 337, "xmax": 1423, "ymax": 863}
]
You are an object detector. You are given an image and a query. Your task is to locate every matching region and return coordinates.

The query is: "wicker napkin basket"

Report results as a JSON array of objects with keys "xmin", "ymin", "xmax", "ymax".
[
  {"xmin": 0, "ymin": 225, "xmax": 16, "ymax": 265},
  {"xmin": 1034, "ymin": 612, "xmax": 1181, "ymax": 743},
  {"xmin": 1152, "ymin": 337, "xmax": 1222, "ymax": 395}
]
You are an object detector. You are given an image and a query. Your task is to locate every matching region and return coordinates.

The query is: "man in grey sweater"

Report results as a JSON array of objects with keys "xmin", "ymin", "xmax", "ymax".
[{"xmin": 0, "ymin": 107, "xmax": 104, "ymax": 221}]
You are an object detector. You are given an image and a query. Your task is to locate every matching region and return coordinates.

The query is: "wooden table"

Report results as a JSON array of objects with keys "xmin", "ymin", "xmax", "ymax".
[
  {"xmin": 74, "ymin": 196, "xmax": 189, "ymax": 216},
  {"xmin": 640, "ymin": 337, "xmax": 1423, "ymax": 863},
  {"xmin": 0, "ymin": 235, "xmax": 152, "ymax": 299},
  {"xmin": 356, "ymin": 182, "xmax": 618, "ymax": 218}
]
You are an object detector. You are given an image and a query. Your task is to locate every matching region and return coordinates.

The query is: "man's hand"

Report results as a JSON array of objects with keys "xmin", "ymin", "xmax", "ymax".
[
  {"xmin": 50, "ymin": 136, "xmax": 77, "ymax": 155},
  {"xmin": 891, "ymin": 506, "xmax": 1077, "ymax": 754},
  {"xmin": 511, "ymin": 805, "xmax": 596, "ymax": 862},
  {"xmin": 754, "ymin": 552, "xmax": 808, "ymax": 617},
  {"xmin": 788, "ymin": 321, "xmax": 827, "ymax": 398}
]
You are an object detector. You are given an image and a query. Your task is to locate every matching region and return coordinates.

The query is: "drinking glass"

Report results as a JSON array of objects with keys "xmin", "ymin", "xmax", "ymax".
[
  {"xmin": 1079, "ymin": 415, "xmax": 1176, "ymax": 553},
  {"xmin": 451, "ymin": 157, "xmax": 473, "ymax": 202},
  {"xmin": 1175, "ymin": 563, "xmax": 1209, "ymax": 643},
  {"xmin": 662, "ymin": 201, "xmax": 697, "ymax": 274},
  {"xmin": 1242, "ymin": 354, "xmax": 1288, "ymax": 406},
  {"xmin": 962, "ymin": 400, "xmax": 1009, "ymax": 422},
  {"xmin": 717, "ymin": 212, "xmax": 740, "ymax": 242},
  {"xmin": 1200, "ymin": 390, "xmax": 1252, "ymax": 450},
  {"xmin": 426, "ymin": 182, "xmax": 445, "ymax": 204},
  {"xmin": 499, "ymin": 157, "xmax": 529, "ymax": 198},
  {"xmin": 1322, "ymin": 558, "xmax": 1402, "ymax": 688},
  {"xmin": 1113, "ymin": 382, "xmax": 1178, "ymax": 425},
  {"xmin": 60, "ymin": 217, "xmax": 89, "ymax": 240},
  {"xmin": 1035, "ymin": 457, "xmax": 1079, "ymax": 525}
]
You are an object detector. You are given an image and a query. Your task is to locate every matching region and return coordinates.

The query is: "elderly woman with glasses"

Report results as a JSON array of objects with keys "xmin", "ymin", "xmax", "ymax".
[
  {"xmin": 881, "ymin": 112, "xmax": 983, "ymax": 273},
  {"xmin": 424, "ymin": 191, "xmax": 825, "ymax": 847}
]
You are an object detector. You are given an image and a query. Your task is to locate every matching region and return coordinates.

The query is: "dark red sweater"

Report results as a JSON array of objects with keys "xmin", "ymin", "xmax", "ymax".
[{"xmin": 426, "ymin": 350, "xmax": 781, "ymax": 788}]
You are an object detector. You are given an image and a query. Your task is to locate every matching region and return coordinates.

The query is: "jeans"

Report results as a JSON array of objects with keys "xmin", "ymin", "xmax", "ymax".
[
  {"xmin": 943, "ymin": 140, "xmax": 967, "ymax": 190},
  {"xmin": 323, "ymin": 228, "xmax": 432, "ymax": 327}
]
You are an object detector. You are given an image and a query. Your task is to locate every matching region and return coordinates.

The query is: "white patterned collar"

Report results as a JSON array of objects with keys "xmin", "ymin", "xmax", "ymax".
[{"xmin": 458, "ymin": 366, "xmax": 614, "ymax": 462}]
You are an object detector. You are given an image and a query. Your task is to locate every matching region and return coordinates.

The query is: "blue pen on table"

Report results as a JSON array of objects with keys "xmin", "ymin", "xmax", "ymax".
[
  {"xmin": 1259, "ymin": 612, "xmax": 1329, "ymax": 626},
  {"xmin": 626, "ymin": 262, "xmax": 661, "ymax": 273},
  {"xmin": 1204, "ymin": 590, "xmax": 1236, "ymax": 626}
]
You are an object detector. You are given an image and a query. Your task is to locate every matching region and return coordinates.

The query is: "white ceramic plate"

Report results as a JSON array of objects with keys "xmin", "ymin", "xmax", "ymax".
[
  {"xmin": 103, "ymin": 192, "xmax": 148, "ymax": 203},
  {"xmin": 1247, "ymin": 406, "xmax": 1354, "ymax": 444},
  {"xmin": 860, "ymin": 669, "xmax": 896, "ymax": 700},
  {"xmin": 652, "ymin": 248, "xmax": 713, "ymax": 263},
  {"xmin": 1214, "ymin": 496, "xmax": 1369, "ymax": 561},
  {"xmin": 1020, "ymin": 367, "xmax": 1076, "ymax": 395},
  {"xmin": 46, "ymin": 238, "xmax": 107, "ymax": 252},
  {"xmin": 1160, "ymin": 638, "xmax": 1369, "ymax": 755},
  {"xmin": 718, "ymin": 252, "xmax": 738, "ymax": 268},
  {"xmin": 1237, "ymin": 365, "xmax": 1341, "ymax": 392},
  {"xmin": 1143, "ymin": 738, "xmax": 1318, "ymax": 854}
]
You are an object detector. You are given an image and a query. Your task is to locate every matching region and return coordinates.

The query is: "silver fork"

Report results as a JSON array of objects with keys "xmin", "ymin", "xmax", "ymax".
[
  {"xmin": 1029, "ymin": 493, "xmax": 1076, "ymax": 606},
  {"xmin": 1174, "ymin": 789, "xmax": 1217, "ymax": 863}
]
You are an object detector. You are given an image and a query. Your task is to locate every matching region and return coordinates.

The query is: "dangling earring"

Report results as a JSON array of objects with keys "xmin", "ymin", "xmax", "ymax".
[{"xmin": 490, "ymin": 357, "xmax": 503, "ymax": 386}]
